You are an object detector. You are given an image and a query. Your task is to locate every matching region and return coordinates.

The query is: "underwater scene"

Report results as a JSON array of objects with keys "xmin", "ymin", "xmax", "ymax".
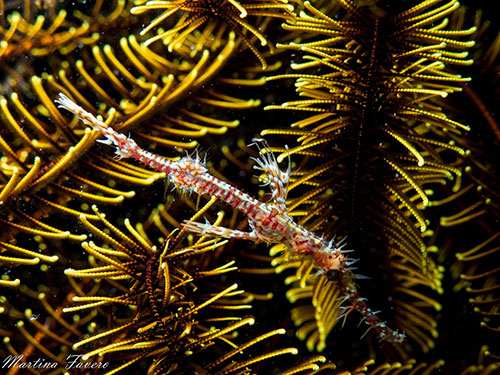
[{"xmin": 0, "ymin": 0, "xmax": 499, "ymax": 374}]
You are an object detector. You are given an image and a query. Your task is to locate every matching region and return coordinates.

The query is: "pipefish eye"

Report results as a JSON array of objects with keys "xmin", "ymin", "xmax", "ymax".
[{"xmin": 326, "ymin": 269, "xmax": 342, "ymax": 282}]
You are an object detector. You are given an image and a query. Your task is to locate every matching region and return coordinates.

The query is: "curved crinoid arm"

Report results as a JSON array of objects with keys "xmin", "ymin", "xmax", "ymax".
[{"xmin": 130, "ymin": 0, "xmax": 296, "ymax": 68}]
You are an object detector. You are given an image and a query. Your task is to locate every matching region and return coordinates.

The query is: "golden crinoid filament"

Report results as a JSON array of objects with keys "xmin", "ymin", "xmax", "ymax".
[
  {"xmin": 131, "ymin": 0, "xmax": 296, "ymax": 68},
  {"xmin": 262, "ymin": 0, "xmax": 476, "ymax": 352}
]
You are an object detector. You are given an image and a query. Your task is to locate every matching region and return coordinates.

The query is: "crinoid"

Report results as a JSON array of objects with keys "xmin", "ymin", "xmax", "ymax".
[
  {"xmin": 260, "ymin": 0, "xmax": 477, "ymax": 353},
  {"xmin": 63, "ymin": 201, "xmax": 305, "ymax": 375}
]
